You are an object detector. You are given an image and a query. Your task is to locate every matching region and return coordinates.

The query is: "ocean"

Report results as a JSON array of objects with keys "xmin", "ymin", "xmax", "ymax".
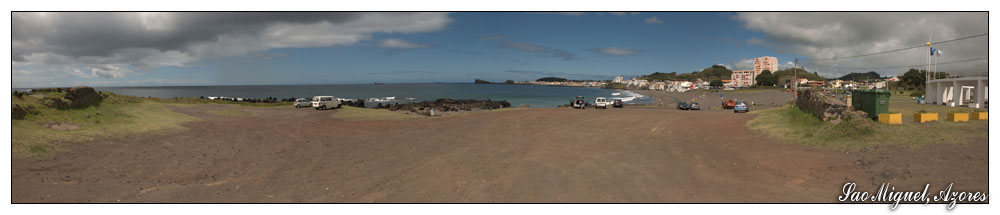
[{"xmin": 72, "ymin": 84, "xmax": 654, "ymax": 108}]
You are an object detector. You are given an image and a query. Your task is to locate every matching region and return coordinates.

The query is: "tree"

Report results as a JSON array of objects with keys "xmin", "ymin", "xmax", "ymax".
[
  {"xmin": 902, "ymin": 69, "xmax": 926, "ymax": 90},
  {"xmin": 755, "ymin": 70, "xmax": 776, "ymax": 87},
  {"xmin": 709, "ymin": 80, "xmax": 724, "ymax": 88},
  {"xmin": 838, "ymin": 71, "xmax": 881, "ymax": 81}
]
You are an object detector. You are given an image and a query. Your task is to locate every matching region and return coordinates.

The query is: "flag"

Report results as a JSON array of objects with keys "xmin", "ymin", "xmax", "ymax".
[
  {"xmin": 930, "ymin": 47, "xmax": 937, "ymax": 56},
  {"xmin": 936, "ymin": 49, "xmax": 943, "ymax": 56}
]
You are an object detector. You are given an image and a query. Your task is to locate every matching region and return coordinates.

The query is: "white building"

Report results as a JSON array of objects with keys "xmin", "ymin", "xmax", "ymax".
[
  {"xmin": 625, "ymin": 78, "xmax": 649, "ymax": 89},
  {"xmin": 612, "ymin": 76, "xmax": 625, "ymax": 84},
  {"xmin": 731, "ymin": 70, "xmax": 755, "ymax": 88}
]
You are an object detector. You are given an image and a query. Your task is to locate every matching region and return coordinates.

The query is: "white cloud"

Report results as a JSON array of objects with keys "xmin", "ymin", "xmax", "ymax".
[
  {"xmin": 592, "ymin": 47, "xmax": 642, "ymax": 56},
  {"xmin": 730, "ymin": 58, "xmax": 755, "ymax": 70},
  {"xmin": 378, "ymin": 38, "xmax": 433, "ymax": 49},
  {"xmin": 90, "ymin": 64, "xmax": 134, "ymax": 79},
  {"xmin": 644, "ymin": 16, "xmax": 663, "ymax": 24},
  {"xmin": 735, "ymin": 12, "xmax": 987, "ymax": 77},
  {"xmin": 499, "ymin": 41, "xmax": 580, "ymax": 61},
  {"xmin": 12, "ymin": 12, "xmax": 453, "ymax": 81}
]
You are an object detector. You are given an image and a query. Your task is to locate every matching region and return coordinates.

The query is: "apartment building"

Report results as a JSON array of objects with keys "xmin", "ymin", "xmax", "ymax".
[{"xmin": 730, "ymin": 56, "xmax": 779, "ymax": 87}]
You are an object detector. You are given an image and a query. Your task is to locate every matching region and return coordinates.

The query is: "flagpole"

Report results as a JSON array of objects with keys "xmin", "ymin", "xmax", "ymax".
[{"xmin": 926, "ymin": 36, "xmax": 932, "ymax": 82}]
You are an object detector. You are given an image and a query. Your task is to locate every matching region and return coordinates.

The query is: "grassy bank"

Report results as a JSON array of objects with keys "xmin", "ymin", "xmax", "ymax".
[
  {"xmin": 12, "ymin": 92, "xmax": 200, "ymax": 157},
  {"xmin": 747, "ymin": 104, "xmax": 987, "ymax": 149}
]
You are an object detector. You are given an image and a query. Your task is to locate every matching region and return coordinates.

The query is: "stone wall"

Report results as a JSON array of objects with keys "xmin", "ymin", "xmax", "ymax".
[{"xmin": 796, "ymin": 89, "xmax": 866, "ymax": 122}]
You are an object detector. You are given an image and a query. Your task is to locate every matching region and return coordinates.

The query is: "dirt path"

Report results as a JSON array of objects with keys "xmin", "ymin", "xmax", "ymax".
[{"xmin": 11, "ymin": 99, "xmax": 988, "ymax": 203}]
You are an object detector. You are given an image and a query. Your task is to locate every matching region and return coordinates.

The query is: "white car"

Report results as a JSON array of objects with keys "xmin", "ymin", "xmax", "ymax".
[
  {"xmin": 294, "ymin": 98, "xmax": 312, "ymax": 108},
  {"xmin": 594, "ymin": 97, "xmax": 609, "ymax": 109},
  {"xmin": 311, "ymin": 96, "xmax": 342, "ymax": 110}
]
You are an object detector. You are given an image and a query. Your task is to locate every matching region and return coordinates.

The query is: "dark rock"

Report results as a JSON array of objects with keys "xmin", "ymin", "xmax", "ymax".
[
  {"xmin": 64, "ymin": 86, "xmax": 102, "ymax": 108},
  {"xmin": 377, "ymin": 98, "xmax": 511, "ymax": 114},
  {"xmin": 13, "ymin": 104, "xmax": 34, "ymax": 120},
  {"xmin": 41, "ymin": 97, "xmax": 71, "ymax": 109}
]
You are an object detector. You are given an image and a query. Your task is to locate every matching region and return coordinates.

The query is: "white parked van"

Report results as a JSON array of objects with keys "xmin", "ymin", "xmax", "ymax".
[
  {"xmin": 594, "ymin": 97, "xmax": 609, "ymax": 109},
  {"xmin": 311, "ymin": 96, "xmax": 342, "ymax": 110}
]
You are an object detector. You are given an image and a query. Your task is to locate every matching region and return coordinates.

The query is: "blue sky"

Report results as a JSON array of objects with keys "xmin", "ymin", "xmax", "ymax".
[{"xmin": 12, "ymin": 12, "xmax": 987, "ymax": 87}]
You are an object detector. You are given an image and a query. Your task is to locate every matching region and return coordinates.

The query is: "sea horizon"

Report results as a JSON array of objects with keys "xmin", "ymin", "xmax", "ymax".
[{"xmin": 19, "ymin": 83, "xmax": 654, "ymax": 108}]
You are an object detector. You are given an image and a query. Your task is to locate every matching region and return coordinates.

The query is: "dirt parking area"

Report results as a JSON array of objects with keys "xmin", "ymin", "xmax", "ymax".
[{"xmin": 11, "ymin": 92, "xmax": 988, "ymax": 203}]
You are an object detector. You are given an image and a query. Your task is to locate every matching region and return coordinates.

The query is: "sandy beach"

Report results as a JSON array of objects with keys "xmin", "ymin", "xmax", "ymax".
[{"xmin": 11, "ymin": 90, "xmax": 987, "ymax": 203}]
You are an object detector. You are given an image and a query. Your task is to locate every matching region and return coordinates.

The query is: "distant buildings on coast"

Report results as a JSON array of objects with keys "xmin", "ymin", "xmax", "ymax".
[
  {"xmin": 731, "ymin": 56, "xmax": 778, "ymax": 88},
  {"xmin": 502, "ymin": 55, "xmax": 901, "ymax": 92}
]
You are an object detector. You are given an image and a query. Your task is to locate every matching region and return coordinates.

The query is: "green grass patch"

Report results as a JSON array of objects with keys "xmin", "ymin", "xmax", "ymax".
[
  {"xmin": 747, "ymin": 105, "xmax": 985, "ymax": 149},
  {"xmin": 27, "ymin": 144, "xmax": 50, "ymax": 154},
  {"xmin": 12, "ymin": 92, "xmax": 200, "ymax": 157},
  {"xmin": 206, "ymin": 109, "xmax": 256, "ymax": 117},
  {"xmin": 331, "ymin": 106, "xmax": 426, "ymax": 121}
]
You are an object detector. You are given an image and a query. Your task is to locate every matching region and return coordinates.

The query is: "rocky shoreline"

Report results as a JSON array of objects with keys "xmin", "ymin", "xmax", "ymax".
[{"xmin": 375, "ymin": 98, "xmax": 511, "ymax": 116}]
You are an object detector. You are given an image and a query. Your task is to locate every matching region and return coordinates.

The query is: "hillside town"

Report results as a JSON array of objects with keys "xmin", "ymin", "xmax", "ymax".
[{"xmin": 506, "ymin": 56, "xmax": 901, "ymax": 93}]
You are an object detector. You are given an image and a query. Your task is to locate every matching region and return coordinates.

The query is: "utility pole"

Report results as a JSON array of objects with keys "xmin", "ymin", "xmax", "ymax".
[{"xmin": 793, "ymin": 58, "xmax": 798, "ymax": 87}]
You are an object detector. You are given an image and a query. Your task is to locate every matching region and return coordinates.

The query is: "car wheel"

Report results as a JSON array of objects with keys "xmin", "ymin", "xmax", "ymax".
[{"xmin": 337, "ymin": 104, "xmax": 342, "ymax": 108}]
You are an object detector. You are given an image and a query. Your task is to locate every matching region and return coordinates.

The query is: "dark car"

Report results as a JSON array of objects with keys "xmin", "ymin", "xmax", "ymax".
[
  {"xmin": 676, "ymin": 101, "xmax": 689, "ymax": 110},
  {"xmin": 612, "ymin": 99, "xmax": 624, "ymax": 108},
  {"xmin": 571, "ymin": 96, "xmax": 586, "ymax": 109},
  {"xmin": 689, "ymin": 102, "xmax": 700, "ymax": 110}
]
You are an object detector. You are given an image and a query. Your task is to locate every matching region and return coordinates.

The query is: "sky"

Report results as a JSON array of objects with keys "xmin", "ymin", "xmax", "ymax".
[{"xmin": 11, "ymin": 12, "xmax": 989, "ymax": 88}]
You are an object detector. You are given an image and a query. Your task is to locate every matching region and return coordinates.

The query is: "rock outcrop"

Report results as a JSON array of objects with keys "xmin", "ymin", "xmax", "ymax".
[
  {"xmin": 377, "ymin": 98, "xmax": 511, "ymax": 115},
  {"xmin": 13, "ymin": 104, "xmax": 34, "ymax": 120},
  {"xmin": 340, "ymin": 99, "xmax": 366, "ymax": 108},
  {"xmin": 33, "ymin": 86, "xmax": 103, "ymax": 109},
  {"xmin": 65, "ymin": 86, "xmax": 102, "ymax": 107}
]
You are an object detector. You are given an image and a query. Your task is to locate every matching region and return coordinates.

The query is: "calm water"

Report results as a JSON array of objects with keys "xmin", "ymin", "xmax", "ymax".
[{"xmin": 76, "ymin": 84, "xmax": 653, "ymax": 108}]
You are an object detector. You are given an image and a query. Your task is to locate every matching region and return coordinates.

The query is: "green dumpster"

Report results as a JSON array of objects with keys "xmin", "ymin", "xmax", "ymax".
[{"xmin": 851, "ymin": 89, "xmax": 891, "ymax": 120}]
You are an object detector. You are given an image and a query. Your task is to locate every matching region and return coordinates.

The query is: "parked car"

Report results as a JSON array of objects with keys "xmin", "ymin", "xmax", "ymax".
[
  {"xmin": 571, "ymin": 96, "xmax": 586, "ymax": 109},
  {"xmin": 689, "ymin": 102, "xmax": 700, "ymax": 110},
  {"xmin": 311, "ymin": 96, "xmax": 342, "ymax": 110},
  {"xmin": 676, "ymin": 101, "xmax": 689, "ymax": 110},
  {"xmin": 294, "ymin": 98, "xmax": 312, "ymax": 108},
  {"xmin": 733, "ymin": 100, "xmax": 749, "ymax": 113},
  {"xmin": 612, "ymin": 99, "xmax": 624, "ymax": 108},
  {"xmin": 594, "ymin": 97, "xmax": 609, "ymax": 109},
  {"xmin": 722, "ymin": 99, "xmax": 736, "ymax": 109}
]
